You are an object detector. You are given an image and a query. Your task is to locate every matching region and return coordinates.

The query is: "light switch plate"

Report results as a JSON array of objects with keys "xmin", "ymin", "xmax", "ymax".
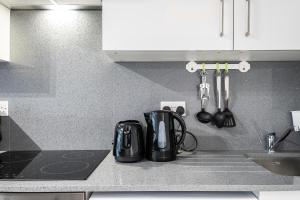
[
  {"xmin": 0, "ymin": 101, "xmax": 8, "ymax": 116},
  {"xmin": 160, "ymin": 101, "xmax": 186, "ymax": 116}
]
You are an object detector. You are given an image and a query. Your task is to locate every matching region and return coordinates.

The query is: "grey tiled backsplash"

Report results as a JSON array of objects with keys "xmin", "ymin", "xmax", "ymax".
[{"xmin": 0, "ymin": 10, "xmax": 300, "ymax": 150}]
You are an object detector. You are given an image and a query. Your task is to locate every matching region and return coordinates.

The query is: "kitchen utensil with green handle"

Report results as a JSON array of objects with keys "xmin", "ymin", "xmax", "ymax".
[
  {"xmin": 223, "ymin": 65, "xmax": 236, "ymax": 128},
  {"xmin": 212, "ymin": 65, "xmax": 226, "ymax": 128}
]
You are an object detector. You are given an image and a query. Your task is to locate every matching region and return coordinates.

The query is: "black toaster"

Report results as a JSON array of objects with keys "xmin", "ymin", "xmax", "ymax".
[{"xmin": 113, "ymin": 120, "xmax": 145, "ymax": 162}]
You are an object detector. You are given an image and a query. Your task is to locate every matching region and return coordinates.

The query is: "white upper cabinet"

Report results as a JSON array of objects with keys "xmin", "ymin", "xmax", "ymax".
[
  {"xmin": 234, "ymin": 0, "xmax": 300, "ymax": 50},
  {"xmin": 103, "ymin": 0, "xmax": 234, "ymax": 51},
  {"xmin": 0, "ymin": 4, "xmax": 10, "ymax": 62}
]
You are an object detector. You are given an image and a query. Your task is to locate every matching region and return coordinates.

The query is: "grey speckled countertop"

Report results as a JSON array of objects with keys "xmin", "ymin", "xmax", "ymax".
[{"xmin": 1, "ymin": 151, "xmax": 300, "ymax": 192}]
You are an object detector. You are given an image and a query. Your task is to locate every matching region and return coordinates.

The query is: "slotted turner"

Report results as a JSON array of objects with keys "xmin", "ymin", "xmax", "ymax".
[{"xmin": 223, "ymin": 70, "xmax": 236, "ymax": 127}]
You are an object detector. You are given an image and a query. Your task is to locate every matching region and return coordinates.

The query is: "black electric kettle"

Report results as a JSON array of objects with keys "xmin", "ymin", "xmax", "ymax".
[
  {"xmin": 113, "ymin": 120, "xmax": 145, "ymax": 163},
  {"xmin": 144, "ymin": 110, "xmax": 186, "ymax": 162}
]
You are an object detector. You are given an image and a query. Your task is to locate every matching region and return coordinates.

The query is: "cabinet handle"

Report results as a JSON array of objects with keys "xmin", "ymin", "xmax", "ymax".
[
  {"xmin": 245, "ymin": 0, "xmax": 251, "ymax": 37},
  {"xmin": 220, "ymin": 0, "xmax": 224, "ymax": 37}
]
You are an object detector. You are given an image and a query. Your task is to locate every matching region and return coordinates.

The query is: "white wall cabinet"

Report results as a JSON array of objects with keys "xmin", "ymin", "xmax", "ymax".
[
  {"xmin": 103, "ymin": 0, "xmax": 233, "ymax": 51},
  {"xmin": 234, "ymin": 0, "xmax": 300, "ymax": 50},
  {"xmin": 103, "ymin": 0, "xmax": 300, "ymax": 61},
  {"xmin": 103, "ymin": 0, "xmax": 233, "ymax": 53},
  {"xmin": 0, "ymin": 4, "xmax": 10, "ymax": 62}
]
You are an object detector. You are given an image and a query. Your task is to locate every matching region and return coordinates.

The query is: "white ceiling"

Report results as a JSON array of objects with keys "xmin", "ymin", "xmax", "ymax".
[{"xmin": 0, "ymin": 0, "xmax": 101, "ymax": 9}]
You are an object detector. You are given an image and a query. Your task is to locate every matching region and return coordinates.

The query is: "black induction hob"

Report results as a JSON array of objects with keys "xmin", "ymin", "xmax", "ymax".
[{"xmin": 0, "ymin": 150, "xmax": 109, "ymax": 180}]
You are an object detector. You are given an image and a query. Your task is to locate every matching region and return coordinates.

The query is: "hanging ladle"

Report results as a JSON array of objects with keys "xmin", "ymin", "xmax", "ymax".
[
  {"xmin": 212, "ymin": 64, "xmax": 226, "ymax": 128},
  {"xmin": 196, "ymin": 65, "xmax": 213, "ymax": 124}
]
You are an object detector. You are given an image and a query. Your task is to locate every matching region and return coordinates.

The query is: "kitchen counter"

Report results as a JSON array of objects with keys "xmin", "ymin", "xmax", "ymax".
[{"xmin": 0, "ymin": 151, "xmax": 300, "ymax": 192}]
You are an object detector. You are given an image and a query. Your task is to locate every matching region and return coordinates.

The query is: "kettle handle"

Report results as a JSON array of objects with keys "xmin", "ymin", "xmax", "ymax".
[{"xmin": 172, "ymin": 112, "xmax": 186, "ymax": 146}]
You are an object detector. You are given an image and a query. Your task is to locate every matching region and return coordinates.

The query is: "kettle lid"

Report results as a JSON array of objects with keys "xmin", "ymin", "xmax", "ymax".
[{"xmin": 117, "ymin": 120, "xmax": 140, "ymax": 125}]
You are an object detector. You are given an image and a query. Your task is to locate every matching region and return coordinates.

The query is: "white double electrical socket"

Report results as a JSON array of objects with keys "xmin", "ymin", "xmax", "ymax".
[
  {"xmin": 0, "ymin": 101, "xmax": 8, "ymax": 116},
  {"xmin": 160, "ymin": 101, "xmax": 186, "ymax": 116}
]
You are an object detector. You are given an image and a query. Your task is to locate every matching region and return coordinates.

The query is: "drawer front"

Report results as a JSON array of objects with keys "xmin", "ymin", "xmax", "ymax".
[{"xmin": 0, "ymin": 193, "xmax": 85, "ymax": 200}]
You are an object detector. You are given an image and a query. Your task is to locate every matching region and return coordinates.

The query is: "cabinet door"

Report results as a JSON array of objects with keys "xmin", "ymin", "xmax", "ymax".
[
  {"xmin": 259, "ymin": 191, "xmax": 300, "ymax": 200},
  {"xmin": 0, "ymin": 193, "xmax": 84, "ymax": 200},
  {"xmin": 234, "ymin": 0, "xmax": 300, "ymax": 50},
  {"xmin": 0, "ymin": 4, "xmax": 10, "ymax": 62},
  {"xmin": 90, "ymin": 192, "xmax": 257, "ymax": 200},
  {"xmin": 103, "ymin": 0, "xmax": 233, "ymax": 51}
]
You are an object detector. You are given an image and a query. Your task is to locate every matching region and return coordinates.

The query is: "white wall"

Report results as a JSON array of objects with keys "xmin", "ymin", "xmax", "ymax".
[{"xmin": 1, "ymin": 11, "xmax": 300, "ymax": 150}]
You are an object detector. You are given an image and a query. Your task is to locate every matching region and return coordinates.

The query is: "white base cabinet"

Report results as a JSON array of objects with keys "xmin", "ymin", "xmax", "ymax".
[
  {"xmin": 90, "ymin": 192, "xmax": 257, "ymax": 200},
  {"xmin": 0, "ymin": 4, "xmax": 10, "ymax": 62},
  {"xmin": 0, "ymin": 193, "xmax": 84, "ymax": 200},
  {"xmin": 259, "ymin": 191, "xmax": 300, "ymax": 200}
]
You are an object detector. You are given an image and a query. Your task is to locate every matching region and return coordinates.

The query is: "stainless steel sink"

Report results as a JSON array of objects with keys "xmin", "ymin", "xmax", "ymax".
[{"xmin": 246, "ymin": 153, "xmax": 300, "ymax": 176}]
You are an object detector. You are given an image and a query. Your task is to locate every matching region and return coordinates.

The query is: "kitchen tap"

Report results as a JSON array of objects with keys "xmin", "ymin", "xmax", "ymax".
[{"xmin": 265, "ymin": 128, "xmax": 293, "ymax": 153}]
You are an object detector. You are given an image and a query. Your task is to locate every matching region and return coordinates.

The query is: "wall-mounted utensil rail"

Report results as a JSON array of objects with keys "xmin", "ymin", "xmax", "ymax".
[{"xmin": 186, "ymin": 61, "xmax": 251, "ymax": 73}]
